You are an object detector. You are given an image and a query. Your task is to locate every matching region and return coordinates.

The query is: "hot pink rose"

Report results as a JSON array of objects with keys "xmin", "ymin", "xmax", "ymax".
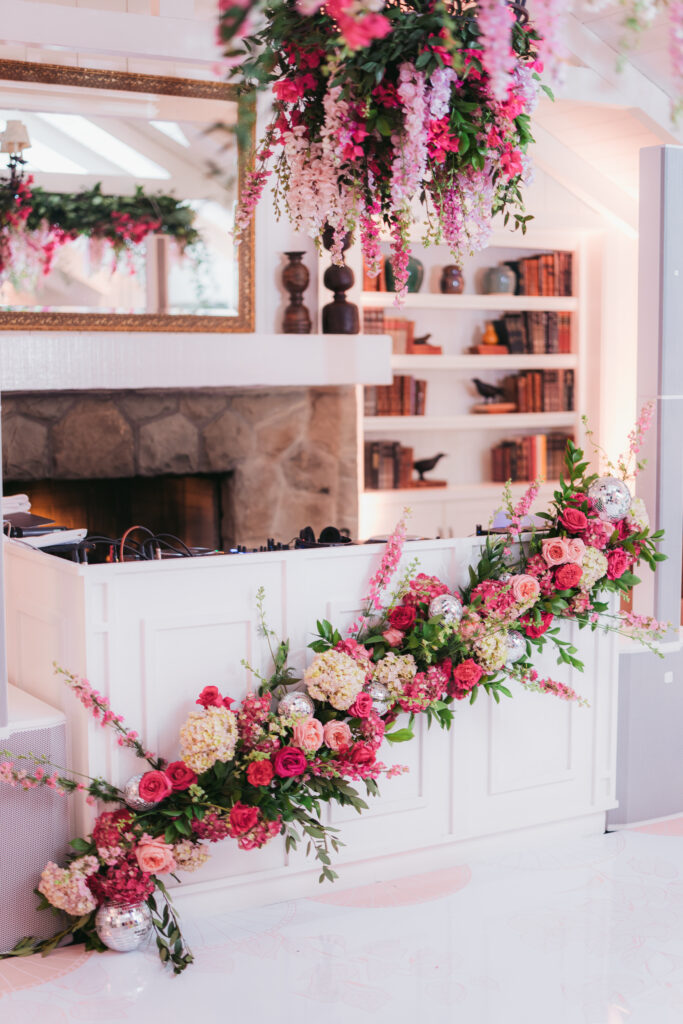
[
  {"xmin": 382, "ymin": 627, "xmax": 404, "ymax": 646},
  {"xmin": 164, "ymin": 761, "xmax": 197, "ymax": 792},
  {"xmin": 292, "ymin": 717, "xmax": 324, "ymax": 753},
  {"xmin": 559, "ymin": 507, "xmax": 588, "ymax": 533},
  {"xmin": 349, "ymin": 692, "xmax": 373, "ymax": 718},
  {"xmin": 510, "ymin": 574, "xmax": 540, "ymax": 605},
  {"xmin": 273, "ymin": 746, "xmax": 307, "ymax": 778},
  {"xmin": 196, "ymin": 685, "xmax": 223, "ymax": 708},
  {"xmin": 607, "ymin": 547, "xmax": 630, "ymax": 580},
  {"xmin": 323, "ymin": 720, "xmax": 352, "ymax": 751},
  {"xmin": 246, "ymin": 760, "xmax": 274, "ymax": 786},
  {"xmin": 565, "ymin": 537, "xmax": 586, "ymax": 565},
  {"xmin": 135, "ymin": 837, "xmax": 176, "ymax": 875},
  {"xmin": 348, "ymin": 742, "xmax": 376, "ymax": 767},
  {"xmin": 554, "ymin": 563, "xmax": 583, "ymax": 590},
  {"xmin": 138, "ymin": 770, "xmax": 172, "ymax": 803},
  {"xmin": 541, "ymin": 537, "xmax": 570, "ymax": 567},
  {"xmin": 449, "ymin": 658, "xmax": 483, "ymax": 699},
  {"xmin": 229, "ymin": 802, "xmax": 260, "ymax": 836},
  {"xmin": 521, "ymin": 611, "xmax": 554, "ymax": 638}
]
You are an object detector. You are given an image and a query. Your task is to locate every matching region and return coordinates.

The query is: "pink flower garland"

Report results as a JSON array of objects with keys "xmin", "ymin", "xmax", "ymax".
[{"xmin": 528, "ymin": 0, "xmax": 567, "ymax": 84}]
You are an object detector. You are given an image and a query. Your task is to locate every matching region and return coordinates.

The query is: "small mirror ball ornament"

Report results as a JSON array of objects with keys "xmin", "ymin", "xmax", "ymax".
[
  {"xmin": 277, "ymin": 691, "xmax": 315, "ymax": 718},
  {"xmin": 95, "ymin": 901, "xmax": 153, "ymax": 952},
  {"xmin": 364, "ymin": 680, "xmax": 391, "ymax": 716},
  {"xmin": 505, "ymin": 631, "xmax": 527, "ymax": 666},
  {"xmin": 587, "ymin": 476, "xmax": 632, "ymax": 523},
  {"xmin": 428, "ymin": 593, "xmax": 464, "ymax": 624},
  {"xmin": 123, "ymin": 773, "xmax": 157, "ymax": 812}
]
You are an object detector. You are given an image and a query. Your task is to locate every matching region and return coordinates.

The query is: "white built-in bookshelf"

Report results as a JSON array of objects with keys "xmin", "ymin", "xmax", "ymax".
[{"xmin": 349, "ymin": 228, "xmax": 587, "ymax": 539}]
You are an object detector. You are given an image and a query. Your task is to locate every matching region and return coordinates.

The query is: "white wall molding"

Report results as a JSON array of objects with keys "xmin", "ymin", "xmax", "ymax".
[{"xmin": 1, "ymin": 0, "xmax": 219, "ymax": 65}]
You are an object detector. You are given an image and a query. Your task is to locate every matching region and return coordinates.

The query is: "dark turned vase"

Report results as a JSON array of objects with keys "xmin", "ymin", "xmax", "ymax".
[
  {"xmin": 440, "ymin": 265, "xmax": 465, "ymax": 294},
  {"xmin": 321, "ymin": 225, "xmax": 359, "ymax": 335},
  {"xmin": 282, "ymin": 251, "xmax": 312, "ymax": 333}
]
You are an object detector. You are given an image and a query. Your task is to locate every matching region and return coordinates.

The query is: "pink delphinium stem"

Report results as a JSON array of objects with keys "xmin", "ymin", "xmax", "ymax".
[
  {"xmin": 347, "ymin": 508, "xmax": 411, "ymax": 636},
  {"xmin": 616, "ymin": 400, "xmax": 655, "ymax": 478},
  {"xmin": 54, "ymin": 664, "xmax": 160, "ymax": 766}
]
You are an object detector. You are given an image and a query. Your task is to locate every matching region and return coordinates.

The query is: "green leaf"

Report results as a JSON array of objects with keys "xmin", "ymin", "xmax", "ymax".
[{"xmin": 384, "ymin": 728, "xmax": 414, "ymax": 743}]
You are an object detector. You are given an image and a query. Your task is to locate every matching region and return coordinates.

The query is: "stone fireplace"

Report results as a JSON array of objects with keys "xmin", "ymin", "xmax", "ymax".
[{"xmin": 1, "ymin": 387, "xmax": 359, "ymax": 549}]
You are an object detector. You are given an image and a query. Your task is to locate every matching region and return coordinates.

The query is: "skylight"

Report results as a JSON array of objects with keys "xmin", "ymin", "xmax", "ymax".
[
  {"xmin": 151, "ymin": 121, "xmax": 190, "ymax": 148},
  {"xmin": 22, "ymin": 140, "xmax": 89, "ymax": 176},
  {"xmin": 35, "ymin": 114, "xmax": 170, "ymax": 179}
]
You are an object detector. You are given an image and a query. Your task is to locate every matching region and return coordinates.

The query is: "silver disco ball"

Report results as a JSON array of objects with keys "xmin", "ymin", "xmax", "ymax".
[
  {"xmin": 428, "ymin": 593, "xmax": 464, "ymax": 624},
  {"xmin": 364, "ymin": 681, "xmax": 392, "ymax": 716},
  {"xmin": 587, "ymin": 475, "xmax": 632, "ymax": 523},
  {"xmin": 499, "ymin": 572, "xmax": 512, "ymax": 584},
  {"xmin": 95, "ymin": 901, "xmax": 153, "ymax": 952},
  {"xmin": 123, "ymin": 774, "xmax": 157, "ymax": 812},
  {"xmin": 277, "ymin": 691, "xmax": 315, "ymax": 718},
  {"xmin": 505, "ymin": 631, "xmax": 527, "ymax": 666}
]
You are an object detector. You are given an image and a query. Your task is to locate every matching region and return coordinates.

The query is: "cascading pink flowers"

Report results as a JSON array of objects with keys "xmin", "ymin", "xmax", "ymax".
[
  {"xmin": 347, "ymin": 507, "xmax": 410, "ymax": 636},
  {"xmin": 478, "ymin": 0, "xmax": 515, "ymax": 102},
  {"xmin": 528, "ymin": 0, "xmax": 567, "ymax": 84}
]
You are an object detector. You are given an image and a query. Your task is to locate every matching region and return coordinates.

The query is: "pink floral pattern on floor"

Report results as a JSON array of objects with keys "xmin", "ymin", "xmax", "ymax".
[
  {"xmin": 0, "ymin": 948, "xmax": 91, "ymax": 997},
  {"xmin": 311, "ymin": 864, "xmax": 472, "ymax": 907}
]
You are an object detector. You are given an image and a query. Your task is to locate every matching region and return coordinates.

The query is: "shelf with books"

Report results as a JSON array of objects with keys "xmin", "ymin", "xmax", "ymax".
[
  {"xmin": 362, "ymin": 481, "xmax": 561, "ymax": 503},
  {"xmin": 360, "ymin": 292, "xmax": 578, "ymax": 312},
  {"xmin": 363, "ymin": 412, "xmax": 577, "ymax": 432},
  {"xmin": 390, "ymin": 353, "xmax": 579, "ymax": 371}
]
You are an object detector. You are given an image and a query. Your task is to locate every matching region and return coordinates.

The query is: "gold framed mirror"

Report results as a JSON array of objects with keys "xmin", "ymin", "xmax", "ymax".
[{"xmin": 0, "ymin": 60, "xmax": 254, "ymax": 332}]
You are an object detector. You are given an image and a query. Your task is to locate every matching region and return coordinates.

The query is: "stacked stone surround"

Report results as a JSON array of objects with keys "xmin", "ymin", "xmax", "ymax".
[{"xmin": 1, "ymin": 388, "xmax": 358, "ymax": 548}]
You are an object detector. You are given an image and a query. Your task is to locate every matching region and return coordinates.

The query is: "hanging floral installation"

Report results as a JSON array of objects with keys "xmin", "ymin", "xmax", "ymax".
[
  {"xmin": 0, "ymin": 414, "xmax": 668, "ymax": 974},
  {"xmin": 221, "ymin": 0, "xmax": 546, "ymax": 299},
  {"xmin": 0, "ymin": 180, "xmax": 200, "ymax": 288}
]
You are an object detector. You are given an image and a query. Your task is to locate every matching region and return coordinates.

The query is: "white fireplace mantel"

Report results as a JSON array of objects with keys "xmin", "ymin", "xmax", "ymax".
[{"xmin": 0, "ymin": 331, "xmax": 392, "ymax": 391}]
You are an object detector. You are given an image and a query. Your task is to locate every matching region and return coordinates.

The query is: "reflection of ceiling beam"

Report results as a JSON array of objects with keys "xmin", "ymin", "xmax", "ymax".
[
  {"xmin": 564, "ymin": 14, "xmax": 683, "ymax": 145},
  {"xmin": 87, "ymin": 117, "xmax": 233, "ymax": 202},
  {"xmin": 532, "ymin": 122, "xmax": 639, "ymax": 235},
  {"xmin": 2, "ymin": 0, "xmax": 220, "ymax": 64},
  {"xmin": 19, "ymin": 112, "xmax": 125, "ymax": 177}
]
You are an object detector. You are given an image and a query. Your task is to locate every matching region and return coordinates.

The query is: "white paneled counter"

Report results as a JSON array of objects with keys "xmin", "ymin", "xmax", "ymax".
[{"xmin": 4, "ymin": 536, "xmax": 619, "ymax": 911}]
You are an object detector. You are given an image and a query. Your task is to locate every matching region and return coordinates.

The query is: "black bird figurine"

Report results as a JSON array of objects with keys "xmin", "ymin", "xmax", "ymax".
[
  {"xmin": 413, "ymin": 452, "xmax": 446, "ymax": 482},
  {"xmin": 472, "ymin": 378, "xmax": 505, "ymax": 402}
]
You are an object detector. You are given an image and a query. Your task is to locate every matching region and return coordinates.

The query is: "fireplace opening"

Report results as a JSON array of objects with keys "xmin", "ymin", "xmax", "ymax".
[{"xmin": 4, "ymin": 474, "xmax": 229, "ymax": 553}]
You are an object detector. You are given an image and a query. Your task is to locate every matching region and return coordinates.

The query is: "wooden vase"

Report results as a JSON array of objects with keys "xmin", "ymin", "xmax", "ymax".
[
  {"xmin": 321, "ymin": 226, "xmax": 359, "ymax": 335},
  {"xmin": 282, "ymin": 251, "xmax": 312, "ymax": 334}
]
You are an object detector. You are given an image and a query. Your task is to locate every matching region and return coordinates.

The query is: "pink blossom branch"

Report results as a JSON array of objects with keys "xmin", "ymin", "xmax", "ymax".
[{"xmin": 347, "ymin": 508, "xmax": 411, "ymax": 637}]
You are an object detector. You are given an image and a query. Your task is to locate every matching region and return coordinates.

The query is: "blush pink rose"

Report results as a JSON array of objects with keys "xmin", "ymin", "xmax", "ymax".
[
  {"xmin": 292, "ymin": 716, "xmax": 324, "ymax": 753},
  {"xmin": 510, "ymin": 574, "xmax": 540, "ymax": 605},
  {"xmin": 323, "ymin": 720, "xmax": 352, "ymax": 751},
  {"xmin": 382, "ymin": 627, "xmax": 404, "ymax": 646},
  {"xmin": 565, "ymin": 537, "xmax": 586, "ymax": 565},
  {"xmin": 541, "ymin": 537, "xmax": 570, "ymax": 567},
  {"xmin": 135, "ymin": 837, "xmax": 176, "ymax": 875}
]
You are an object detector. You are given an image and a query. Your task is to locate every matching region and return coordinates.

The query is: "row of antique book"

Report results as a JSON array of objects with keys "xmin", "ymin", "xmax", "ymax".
[
  {"xmin": 364, "ymin": 375, "xmax": 427, "ymax": 417},
  {"xmin": 499, "ymin": 369, "xmax": 575, "ymax": 413},
  {"xmin": 492, "ymin": 311, "xmax": 572, "ymax": 354},
  {"xmin": 364, "ymin": 440, "xmax": 415, "ymax": 490},
  {"xmin": 503, "ymin": 252, "xmax": 573, "ymax": 297},
  {"xmin": 491, "ymin": 433, "xmax": 574, "ymax": 483}
]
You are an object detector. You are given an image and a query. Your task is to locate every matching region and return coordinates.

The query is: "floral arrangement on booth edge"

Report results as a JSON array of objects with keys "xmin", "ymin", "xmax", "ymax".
[
  {"xmin": 0, "ymin": 181, "xmax": 201, "ymax": 289},
  {"xmin": 0, "ymin": 408, "xmax": 668, "ymax": 975},
  {"xmin": 225, "ymin": 0, "xmax": 546, "ymax": 298}
]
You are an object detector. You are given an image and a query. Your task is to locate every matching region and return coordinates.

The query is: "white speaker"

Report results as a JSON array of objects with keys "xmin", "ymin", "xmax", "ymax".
[{"xmin": 0, "ymin": 686, "xmax": 71, "ymax": 953}]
